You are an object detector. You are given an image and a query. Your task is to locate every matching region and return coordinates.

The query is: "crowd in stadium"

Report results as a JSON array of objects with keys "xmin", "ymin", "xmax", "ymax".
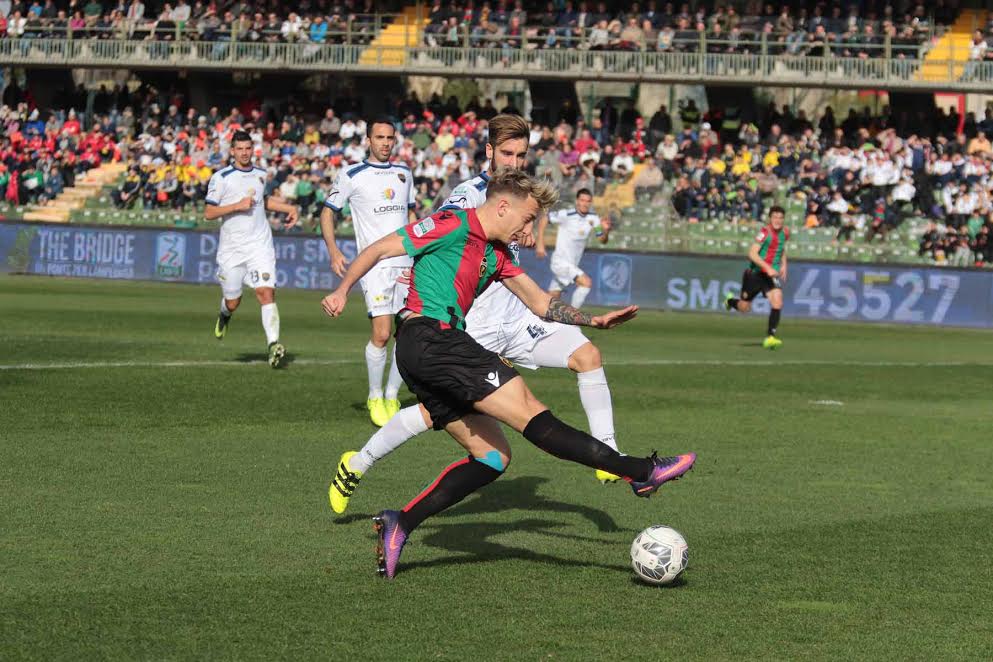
[
  {"xmin": 0, "ymin": 0, "xmax": 984, "ymax": 61},
  {"xmin": 2, "ymin": 78, "xmax": 993, "ymax": 266}
]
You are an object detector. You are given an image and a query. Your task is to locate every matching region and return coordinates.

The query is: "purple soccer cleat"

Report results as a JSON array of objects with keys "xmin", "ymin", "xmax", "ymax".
[
  {"xmin": 628, "ymin": 452, "xmax": 697, "ymax": 498},
  {"xmin": 373, "ymin": 510, "xmax": 408, "ymax": 579}
]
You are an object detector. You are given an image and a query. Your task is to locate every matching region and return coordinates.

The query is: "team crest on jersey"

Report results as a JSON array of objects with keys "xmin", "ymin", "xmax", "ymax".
[
  {"xmin": 478, "ymin": 258, "xmax": 487, "ymax": 278},
  {"xmin": 382, "ymin": 188, "xmax": 396, "ymax": 200},
  {"xmin": 500, "ymin": 356, "xmax": 514, "ymax": 368},
  {"xmin": 397, "ymin": 172, "xmax": 406, "ymax": 184},
  {"xmin": 412, "ymin": 218, "xmax": 435, "ymax": 237}
]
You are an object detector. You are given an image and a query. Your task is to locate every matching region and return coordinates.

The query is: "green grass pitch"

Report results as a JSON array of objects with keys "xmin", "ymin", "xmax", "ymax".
[{"xmin": 2, "ymin": 274, "xmax": 992, "ymax": 660}]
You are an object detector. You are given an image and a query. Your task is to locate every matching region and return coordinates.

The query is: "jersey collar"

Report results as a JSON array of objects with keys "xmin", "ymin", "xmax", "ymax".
[
  {"xmin": 231, "ymin": 164, "xmax": 255, "ymax": 172},
  {"xmin": 362, "ymin": 159, "xmax": 393, "ymax": 169},
  {"xmin": 479, "ymin": 171, "xmax": 490, "ymax": 182}
]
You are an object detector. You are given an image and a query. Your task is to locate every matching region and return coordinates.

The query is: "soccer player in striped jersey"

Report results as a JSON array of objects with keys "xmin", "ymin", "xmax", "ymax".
[
  {"xmin": 328, "ymin": 115, "xmax": 629, "ymax": 516},
  {"xmin": 319, "ymin": 117, "xmax": 417, "ymax": 426},
  {"xmin": 321, "ymin": 169, "xmax": 696, "ymax": 579},
  {"xmin": 725, "ymin": 205, "xmax": 789, "ymax": 349},
  {"xmin": 205, "ymin": 130, "xmax": 299, "ymax": 368}
]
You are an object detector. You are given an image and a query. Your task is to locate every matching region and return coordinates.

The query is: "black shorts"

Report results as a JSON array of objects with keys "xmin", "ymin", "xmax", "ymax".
[
  {"xmin": 740, "ymin": 269, "xmax": 782, "ymax": 301},
  {"xmin": 394, "ymin": 316, "xmax": 519, "ymax": 430}
]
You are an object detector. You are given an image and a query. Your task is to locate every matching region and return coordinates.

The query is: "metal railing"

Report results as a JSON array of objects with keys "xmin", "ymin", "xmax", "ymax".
[{"xmin": 2, "ymin": 37, "xmax": 990, "ymax": 92}]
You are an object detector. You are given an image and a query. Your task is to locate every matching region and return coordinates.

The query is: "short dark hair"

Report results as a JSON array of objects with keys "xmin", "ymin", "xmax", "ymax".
[
  {"xmin": 769, "ymin": 205, "xmax": 785, "ymax": 216},
  {"xmin": 576, "ymin": 188, "xmax": 593, "ymax": 199},
  {"xmin": 231, "ymin": 130, "xmax": 252, "ymax": 145},
  {"xmin": 366, "ymin": 116, "xmax": 396, "ymax": 137}
]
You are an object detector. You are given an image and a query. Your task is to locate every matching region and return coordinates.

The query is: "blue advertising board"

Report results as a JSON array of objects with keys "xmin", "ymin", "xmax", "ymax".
[{"xmin": 2, "ymin": 222, "xmax": 991, "ymax": 328}]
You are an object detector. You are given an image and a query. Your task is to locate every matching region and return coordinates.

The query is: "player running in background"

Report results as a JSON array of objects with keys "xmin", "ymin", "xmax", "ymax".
[
  {"xmin": 328, "ymin": 115, "xmax": 628, "ymax": 516},
  {"xmin": 321, "ymin": 169, "xmax": 696, "ymax": 579},
  {"xmin": 319, "ymin": 117, "xmax": 417, "ymax": 426},
  {"xmin": 206, "ymin": 130, "xmax": 299, "ymax": 368},
  {"xmin": 725, "ymin": 205, "xmax": 789, "ymax": 349},
  {"xmin": 535, "ymin": 188, "xmax": 610, "ymax": 309}
]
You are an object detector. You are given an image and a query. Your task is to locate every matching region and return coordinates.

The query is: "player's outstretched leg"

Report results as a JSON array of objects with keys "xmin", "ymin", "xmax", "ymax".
[
  {"xmin": 375, "ymin": 414, "xmax": 509, "ymax": 579},
  {"xmin": 474, "ymin": 376, "xmax": 696, "ymax": 498},
  {"xmin": 329, "ymin": 405, "xmax": 431, "ymax": 514}
]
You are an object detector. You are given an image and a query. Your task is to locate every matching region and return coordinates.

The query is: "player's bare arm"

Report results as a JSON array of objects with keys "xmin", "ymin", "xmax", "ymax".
[
  {"xmin": 204, "ymin": 196, "xmax": 252, "ymax": 221},
  {"xmin": 321, "ymin": 232, "xmax": 406, "ymax": 317},
  {"xmin": 748, "ymin": 242, "xmax": 778, "ymax": 277},
  {"xmin": 535, "ymin": 213, "xmax": 549, "ymax": 258},
  {"xmin": 597, "ymin": 217, "xmax": 612, "ymax": 244},
  {"xmin": 266, "ymin": 196, "xmax": 299, "ymax": 228},
  {"xmin": 502, "ymin": 272, "xmax": 638, "ymax": 328},
  {"xmin": 319, "ymin": 206, "xmax": 349, "ymax": 277}
]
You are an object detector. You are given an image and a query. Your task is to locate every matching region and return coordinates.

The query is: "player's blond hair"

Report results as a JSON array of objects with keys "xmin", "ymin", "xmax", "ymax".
[
  {"xmin": 487, "ymin": 113, "xmax": 530, "ymax": 148},
  {"xmin": 486, "ymin": 168, "xmax": 559, "ymax": 212}
]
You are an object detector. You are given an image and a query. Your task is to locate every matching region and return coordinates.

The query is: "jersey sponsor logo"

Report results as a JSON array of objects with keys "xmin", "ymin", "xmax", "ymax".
[
  {"xmin": 374, "ymin": 204, "xmax": 408, "ymax": 214},
  {"xmin": 411, "ymin": 218, "xmax": 436, "ymax": 237},
  {"xmin": 381, "ymin": 188, "xmax": 396, "ymax": 201},
  {"xmin": 526, "ymin": 323, "xmax": 547, "ymax": 339},
  {"xmin": 484, "ymin": 371, "xmax": 501, "ymax": 388}
]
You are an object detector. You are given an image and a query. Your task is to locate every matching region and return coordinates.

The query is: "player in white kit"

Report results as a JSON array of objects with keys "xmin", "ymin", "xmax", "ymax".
[
  {"xmin": 206, "ymin": 130, "xmax": 299, "ymax": 368},
  {"xmin": 329, "ymin": 115, "xmax": 627, "ymax": 514},
  {"xmin": 536, "ymin": 188, "xmax": 610, "ymax": 309},
  {"xmin": 319, "ymin": 117, "xmax": 417, "ymax": 427}
]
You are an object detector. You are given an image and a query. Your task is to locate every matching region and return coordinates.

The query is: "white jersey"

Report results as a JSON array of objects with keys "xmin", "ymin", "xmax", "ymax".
[
  {"xmin": 325, "ymin": 160, "xmax": 416, "ymax": 269},
  {"xmin": 438, "ymin": 172, "xmax": 527, "ymax": 329},
  {"xmin": 206, "ymin": 164, "xmax": 273, "ymax": 264},
  {"xmin": 549, "ymin": 208, "xmax": 602, "ymax": 267}
]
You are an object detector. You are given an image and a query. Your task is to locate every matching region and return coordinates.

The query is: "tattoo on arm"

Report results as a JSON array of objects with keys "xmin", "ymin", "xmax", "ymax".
[{"xmin": 543, "ymin": 298, "xmax": 593, "ymax": 326}]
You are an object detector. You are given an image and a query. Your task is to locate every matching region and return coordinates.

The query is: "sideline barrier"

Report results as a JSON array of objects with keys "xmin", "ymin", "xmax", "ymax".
[{"xmin": 1, "ymin": 222, "xmax": 991, "ymax": 328}]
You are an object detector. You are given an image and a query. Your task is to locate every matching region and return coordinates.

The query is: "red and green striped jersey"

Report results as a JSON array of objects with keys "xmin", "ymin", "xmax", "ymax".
[
  {"xmin": 749, "ymin": 225, "xmax": 789, "ymax": 272},
  {"xmin": 397, "ymin": 208, "xmax": 523, "ymax": 329}
]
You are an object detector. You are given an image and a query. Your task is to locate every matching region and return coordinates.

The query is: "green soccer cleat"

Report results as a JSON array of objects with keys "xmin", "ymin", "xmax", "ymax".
[
  {"xmin": 367, "ymin": 398, "xmax": 389, "ymax": 427},
  {"xmin": 724, "ymin": 292, "xmax": 736, "ymax": 311},
  {"xmin": 329, "ymin": 450, "xmax": 363, "ymax": 514},
  {"xmin": 762, "ymin": 335, "xmax": 783, "ymax": 350},
  {"xmin": 595, "ymin": 469, "xmax": 622, "ymax": 484},
  {"xmin": 268, "ymin": 341, "xmax": 286, "ymax": 368},
  {"xmin": 384, "ymin": 398, "xmax": 401, "ymax": 420},
  {"xmin": 214, "ymin": 313, "xmax": 230, "ymax": 340}
]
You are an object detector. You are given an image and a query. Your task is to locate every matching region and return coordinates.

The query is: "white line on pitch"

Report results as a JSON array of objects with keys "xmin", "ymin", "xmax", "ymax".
[{"xmin": 1, "ymin": 358, "xmax": 990, "ymax": 371}]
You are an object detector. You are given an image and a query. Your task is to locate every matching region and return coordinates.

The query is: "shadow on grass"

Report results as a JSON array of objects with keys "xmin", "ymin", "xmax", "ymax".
[
  {"xmin": 405, "ymin": 517, "xmax": 631, "ymax": 575},
  {"xmin": 439, "ymin": 475, "xmax": 621, "ymax": 533},
  {"xmin": 392, "ymin": 476, "xmax": 627, "ymax": 574}
]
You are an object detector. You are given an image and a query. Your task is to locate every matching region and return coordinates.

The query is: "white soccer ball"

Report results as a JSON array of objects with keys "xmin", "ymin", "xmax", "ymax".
[{"xmin": 631, "ymin": 525, "xmax": 688, "ymax": 585}]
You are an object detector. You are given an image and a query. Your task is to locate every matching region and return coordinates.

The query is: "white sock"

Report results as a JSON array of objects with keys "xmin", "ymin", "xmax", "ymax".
[
  {"xmin": 384, "ymin": 344, "xmax": 404, "ymax": 400},
  {"xmin": 571, "ymin": 285, "xmax": 591, "ymax": 308},
  {"xmin": 365, "ymin": 341, "xmax": 388, "ymax": 399},
  {"xmin": 220, "ymin": 297, "xmax": 232, "ymax": 317},
  {"xmin": 260, "ymin": 303, "xmax": 279, "ymax": 345},
  {"xmin": 577, "ymin": 367, "xmax": 619, "ymax": 452},
  {"xmin": 350, "ymin": 405, "xmax": 430, "ymax": 473}
]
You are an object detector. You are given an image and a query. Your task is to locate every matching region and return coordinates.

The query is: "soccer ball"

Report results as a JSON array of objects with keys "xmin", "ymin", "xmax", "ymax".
[{"xmin": 631, "ymin": 525, "xmax": 688, "ymax": 585}]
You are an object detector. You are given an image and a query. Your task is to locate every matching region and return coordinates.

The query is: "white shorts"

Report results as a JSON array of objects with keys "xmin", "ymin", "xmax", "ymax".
[
  {"xmin": 217, "ymin": 249, "xmax": 277, "ymax": 300},
  {"xmin": 360, "ymin": 265, "xmax": 410, "ymax": 318},
  {"xmin": 469, "ymin": 312, "xmax": 590, "ymax": 370},
  {"xmin": 548, "ymin": 258, "xmax": 585, "ymax": 290}
]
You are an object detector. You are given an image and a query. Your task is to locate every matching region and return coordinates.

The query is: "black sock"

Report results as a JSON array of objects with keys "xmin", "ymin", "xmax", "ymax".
[
  {"xmin": 768, "ymin": 308, "xmax": 781, "ymax": 336},
  {"xmin": 523, "ymin": 410, "xmax": 652, "ymax": 482},
  {"xmin": 399, "ymin": 456, "xmax": 503, "ymax": 533},
  {"xmin": 727, "ymin": 297, "xmax": 740, "ymax": 311}
]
